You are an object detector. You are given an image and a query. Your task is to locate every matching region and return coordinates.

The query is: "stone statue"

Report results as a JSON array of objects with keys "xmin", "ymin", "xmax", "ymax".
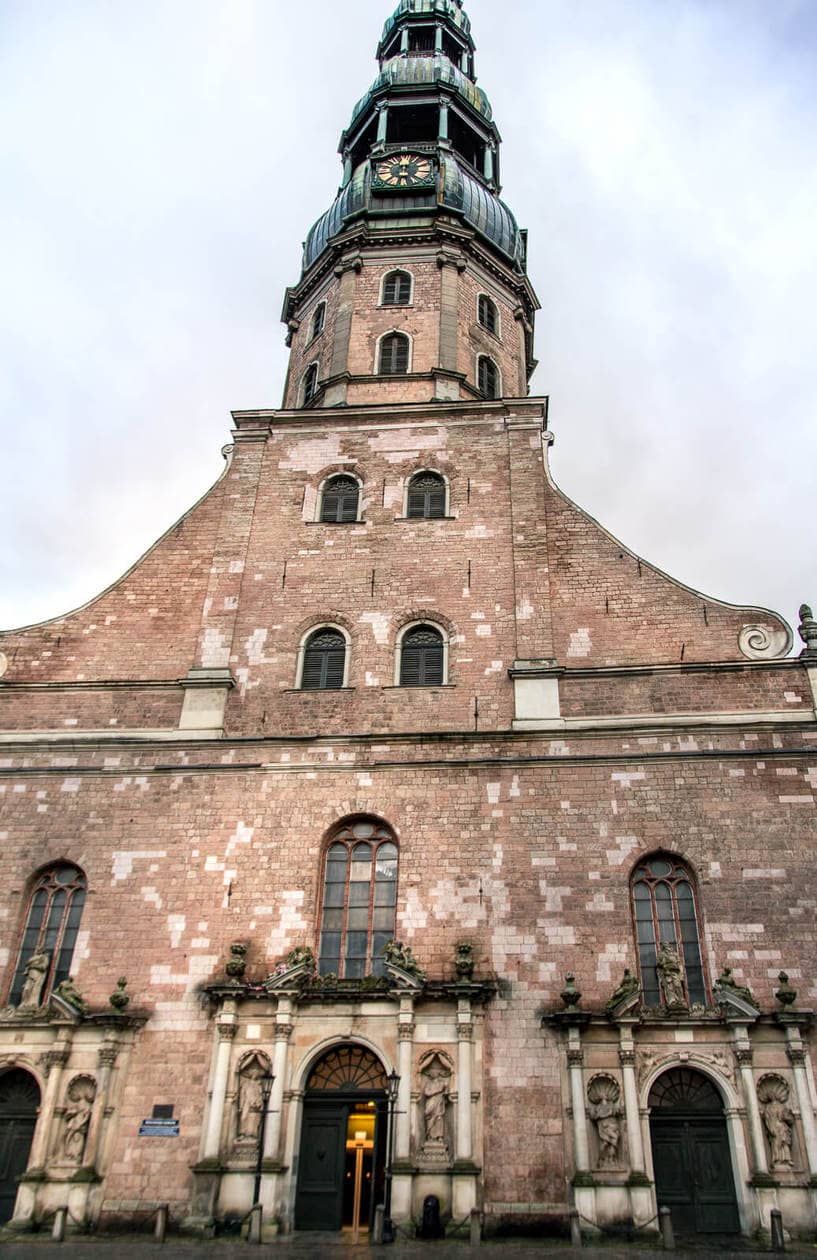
[
  {"xmin": 715, "ymin": 966, "xmax": 756, "ymax": 1008},
  {"xmin": 61, "ymin": 1077, "xmax": 96, "ymax": 1164},
  {"xmin": 586, "ymin": 1076, "xmax": 623, "ymax": 1167},
  {"xmin": 236, "ymin": 1056, "xmax": 268, "ymax": 1142},
  {"xmin": 605, "ymin": 968, "xmax": 639, "ymax": 1012},
  {"xmin": 422, "ymin": 1064, "xmax": 450, "ymax": 1144},
  {"xmin": 758, "ymin": 1076, "xmax": 795, "ymax": 1168},
  {"xmin": 656, "ymin": 943, "xmax": 686, "ymax": 1008},
  {"xmin": 54, "ymin": 976, "xmax": 87, "ymax": 1015},
  {"xmin": 383, "ymin": 939, "xmax": 426, "ymax": 980},
  {"xmin": 19, "ymin": 952, "xmax": 50, "ymax": 1008}
]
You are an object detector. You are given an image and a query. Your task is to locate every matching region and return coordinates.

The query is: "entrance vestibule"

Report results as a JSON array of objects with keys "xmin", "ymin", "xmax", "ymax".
[{"xmin": 0, "ymin": 1069, "xmax": 40, "ymax": 1224}]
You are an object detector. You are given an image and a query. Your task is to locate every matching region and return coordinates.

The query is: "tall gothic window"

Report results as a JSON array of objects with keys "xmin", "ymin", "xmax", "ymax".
[
  {"xmin": 9, "ymin": 865, "xmax": 87, "ymax": 1006},
  {"xmin": 318, "ymin": 819, "xmax": 398, "ymax": 978},
  {"xmin": 399, "ymin": 624, "xmax": 445, "ymax": 686},
  {"xmin": 631, "ymin": 854, "xmax": 706, "ymax": 1006},
  {"xmin": 381, "ymin": 270, "xmax": 412, "ymax": 306},
  {"xmin": 378, "ymin": 332, "xmax": 410, "ymax": 375},
  {"xmin": 477, "ymin": 355, "xmax": 499, "ymax": 398},
  {"xmin": 407, "ymin": 471, "xmax": 446, "ymax": 519},
  {"xmin": 301, "ymin": 628, "xmax": 347, "ymax": 690},
  {"xmin": 320, "ymin": 475, "xmax": 359, "ymax": 523},
  {"xmin": 301, "ymin": 362, "xmax": 319, "ymax": 407},
  {"xmin": 477, "ymin": 294, "xmax": 498, "ymax": 335}
]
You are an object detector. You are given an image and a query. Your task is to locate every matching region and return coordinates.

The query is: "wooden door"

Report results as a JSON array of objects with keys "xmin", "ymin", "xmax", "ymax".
[
  {"xmin": 0, "ymin": 1070, "xmax": 40, "ymax": 1224},
  {"xmin": 294, "ymin": 1104, "xmax": 348, "ymax": 1231},
  {"xmin": 651, "ymin": 1116, "xmax": 739, "ymax": 1235}
]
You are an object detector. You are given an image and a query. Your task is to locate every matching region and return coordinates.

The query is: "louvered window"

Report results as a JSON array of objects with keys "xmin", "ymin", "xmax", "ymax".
[
  {"xmin": 302, "ymin": 362, "xmax": 319, "ymax": 406},
  {"xmin": 320, "ymin": 475, "xmax": 359, "ymax": 523},
  {"xmin": 9, "ymin": 866, "xmax": 87, "ymax": 1006},
  {"xmin": 477, "ymin": 355, "xmax": 499, "ymax": 398},
  {"xmin": 311, "ymin": 303, "xmax": 326, "ymax": 340},
  {"xmin": 318, "ymin": 819, "xmax": 398, "ymax": 978},
  {"xmin": 378, "ymin": 332, "xmax": 410, "ymax": 375},
  {"xmin": 478, "ymin": 294, "xmax": 498, "ymax": 334},
  {"xmin": 407, "ymin": 472, "xmax": 446, "ymax": 519},
  {"xmin": 632, "ymin": 855, "xmax": 707, "ymax": 1006},
  {"xmin": 301, "ymin": 629, "xmax": 347, "ymax": 690},
  {"xmin": 399, "ymin": 624, "xmax": 444, "ymax": 686},
  {"xmin": 382, "ymin": 271, "xmax": 412, "ymax": 306}
]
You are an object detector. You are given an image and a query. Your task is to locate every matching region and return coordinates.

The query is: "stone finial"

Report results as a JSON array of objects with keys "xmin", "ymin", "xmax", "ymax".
[
  {"xmin": 455, "ymin": 942, "xmax": 475, "ymax": 980},
  {"xmin": 798, "ymin": 604, "xmax": 817, "ymax": 656},
  {"xmin": 560, "ymin": 973, "xmax": 581, "ymax": 1009},
  {"xmin": 225, "ymin": 941, "xmax": 248, "ymax": 980},
  {"xmin": 774, "ymin": 971, "xmax": 797, "ymax": 1008},
  {"xmin": 109, "ymin": 977, "xmax": 130, "ymax": 1011}
]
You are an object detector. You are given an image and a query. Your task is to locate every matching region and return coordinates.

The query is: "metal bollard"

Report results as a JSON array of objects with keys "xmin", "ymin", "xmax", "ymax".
[
  {"xmin": 659, "ymin": 1205, "xmax": 675, "ymax": 1250},
  {"xmin": 154, "ymin": 1202, "xmax": 168, "ymax": 1243},
  {"xmin": 569, "ymin": 1208, "xmax": 582, "ymax": 1248},
  {"xmin": 372, "ymin": 1205, "xmax": 384, "ymax": 1245},
  {"xmin": 52, "ymin": 1207, "xmax": 68, "ymax": 1242},
  {"xmin": 247, "ymin": 1203, "xmax": 262, "ymax": 1245},
  {"xmin": 770, "ymin": 1209, "xmax": 786, "ymax": 1252},
  {"xmin": 469, "ymin": 1207, "xmax": 482, "ymax": 1246}
]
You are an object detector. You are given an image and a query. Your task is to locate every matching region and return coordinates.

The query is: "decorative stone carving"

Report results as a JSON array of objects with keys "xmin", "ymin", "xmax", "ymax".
[
  {"xmin": 455, "ymin": 942, "xmax": 475, "ymax": 980},
  {"xmin": 775, "ymin": 971, "xmax": 797, "ymax": 1008},
  {"xmin": 738, "ymin": 623, "xmax": 790, "ymax": 661},
  {"xmin": 560, "ymin": 972, "xmax": 581, "ymax": 1009},
  {"xmin": 605, "ymin": 968, "xmax": 639, "ymax": 1013},
  {"xmin": 384, "ymin": 940, "xmax": 426, "ymax": 980},
  {"xmin": 418, "ymin": 1050, "xmax": 453, "ymax": 1162},
  {"xmin": 586, "ymin": 1075, "xmax": 624, "ymax": 1168},
  {"xmin": 715, "ymin": 966, "xmax": 756, "ymax": 1008},
  {"xmin": 757, "ymin": 1075, "xmax": 796, "ymax": 1168},
  {"xmin": 798, "ymin": 604, "xmax": 817, "ymax": 656},
  {"xmin": 18, "ymin": 952, "xmax": 50, "ymax": 1009},
  {"xmin": 225, "ymin": 941, "xmax": 248, "ymax": 980},
  {"xmin": 109, "ymin": 977, "xmax": 130, "ymax": 1010},
  {"xmin": 656, "ymin": 943, "xmax": 687, "ymax": 1010},
  {"xmin": 60, "ymin": 1075, "xmax": 96, "ymax": 1165},
  {"xmin": 53, "ymin": 976, "xmax": 87, "ymax": 1015},
  {"xmin": 235, "ymin": 1051, "xmax": 272, "ymax": 1144}
]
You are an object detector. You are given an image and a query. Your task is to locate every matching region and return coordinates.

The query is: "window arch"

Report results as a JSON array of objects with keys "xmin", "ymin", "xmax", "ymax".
[
  {"xmin": 310, "ymin": 302, "xmax": 326, "ymax": 341},
  {"xmin": 477, "ymin": 293, "xmax": 499, "ymax": 336},
  {"xmin": 299, "ymin": 627, "xmax": 348, "ymax": 690},
  {"xmin": 406, "ymin": 471, "xmax": 446, "ymax": 519},
  {"xmin": 318, "ymin": 818, "xmax": 398, "ymax": 978},
  {"xmin": 477, "ymin": 354, "xmax": 500, "ymax": 399},
  {"xmin": 631, "ymin": 854, "xmax": 706, "ymax": 1007},
  {"xmin": 380, "ymin": 269, "xmax": 412, "ymax": 307},
  {"xmin": 319, "ymin": 474, "xmax": 360, "ymax": 523},
  {"xmin": 378, "ymin": 331, "xmax": 410, "ymax": 376},
  {"xmin": 398, "ymin": 622, "xmax": 446, "ymax": 686},
  {"xmin": 301, "ymin": 361, "xmax": 319, "ymax": 407},
  {"xmin": 9, "ymin": 865, "xmax": 87, "ymax": 1007}
]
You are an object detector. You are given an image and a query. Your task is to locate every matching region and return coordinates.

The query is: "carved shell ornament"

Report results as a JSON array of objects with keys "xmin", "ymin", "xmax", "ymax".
[
  {"xmin": 757, "ymin": 1073, "xmax": 791, "ymax": 1104},
  {"xmin": 737, "ymin": 623, "xmax": 790, "ymax": 660},
  {"xmin": 587, "ymin": 1074, "xmax": 621, "ymax": 1105}
]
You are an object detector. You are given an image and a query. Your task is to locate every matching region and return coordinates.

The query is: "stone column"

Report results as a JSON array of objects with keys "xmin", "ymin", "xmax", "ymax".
[
  {"xmin": 456, "ymin": 998, "xmax": 473, "ymax": 1162},
  {"xmin": 733, "ymin": 1034, "xmax": 769, "ymax": 1177},
  {"xmin": 326, "ymin": 256, "xmax": 361, "ymax": 404},
  {"xmin": 265, "ymin": 999, "xmax": 293, "ymax": 1162},
  {"xmin": 434, "ymin": 25, "xmax": 443, "ymax": 52},
  {"xmin": 438, "ymin": 101, "xmax": 449, "ymax": 143},
  {"xmin": 787, "ymin": 1037, "xmax": 817, "ymax": 1175},
  {"xmin": 484, "ymin": 143, "xmax": 495, "ymax": 185},
  {"xmin": 376, "ymin": 105, "xmax": 388, "ymax": 145},
  {"xmin": 567, "ymin": 1028, "xmax": 590, "ymax": 1173},
  {"xmin": 29, "ymin": 1039, "xmax": 72, "ymax": 1170},
  {"xmin": 400, "ymin": 28, "xmax": 409, "ymax": 53},
  {"xmin": 82, "ymin": 1037, "xmax": 119, "ymax": 1172},
  {"xmin": 436, "ymin": 250, "xmax": 463, "ymax": 389},
  {"xmin": 203, "ymin": 1003, "xmax": 237, "ymax": 1160},
  {"xmin": 618, "ymin": 1033, "xmax": 645, "ymax": 1173},
  {"xmin": 396, "ymin": 997, "xmax": 415, "ymax": 1161}
]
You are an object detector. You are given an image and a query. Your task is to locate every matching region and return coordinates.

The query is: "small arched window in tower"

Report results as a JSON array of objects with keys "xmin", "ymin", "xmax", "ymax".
[
  {"xmin": 9, "ymin": 865, "xmax": 87, "ymax": 1006},
  {"xmin": 310, "ymin": 302, "xmax": 326, "ymax": 341},
  {"xmin": 378, "ymin": 332, "xmax": 410, "ymax": 376},
  {"xmin": 320, "ymin": 475, "xmax": 360, "ymax": 523},
  {"xmin": 301, "ymin": 628, "xmax": 347, "ymax": 690},
  {"xmin": 301, "ymin": 362, "xmax": 319, "ymax": 407},
  {"xmin": 381, "ymin": 270, "xmax": 412, "ymax": 307},
  {"xmin": 407, "ymin": 472, "xmax": 446, "ymax": 519},
  {"xmin": 318, "ymin": 819, "xmax": 398, "ymax": 978},
  {"xmin": 399, "ymin": 624, "xmax": 445, "ymax": 686},
  {"xmin": 478, "ymin": 294, "xmax": 498, "ymax": 335},
  {"xmin": 477, "ymin": 355, "xmax": 500, "ymax": 399},
  {"xmin": 631, "ymin": 854, "xmax": 706, "ymax": 1007}
]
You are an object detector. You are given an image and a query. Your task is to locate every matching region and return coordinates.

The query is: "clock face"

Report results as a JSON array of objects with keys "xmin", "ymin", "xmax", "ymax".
[{"xmin": 374, "ymin": 153, "xmax": 434, "ymax": 189}]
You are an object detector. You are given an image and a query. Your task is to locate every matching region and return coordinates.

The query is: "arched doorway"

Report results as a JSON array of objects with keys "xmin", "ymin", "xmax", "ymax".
[
  {"xmin": 0, "ymin": 1068, "xmax": 41, "ymax": 1224},
  {"xmin": 649, "ymin": 1067, "xmax": 739, "ymax": 1236},
  {"xmin": 294, "ymin": 1045, "xmax": 388, "ymax": 1233}
]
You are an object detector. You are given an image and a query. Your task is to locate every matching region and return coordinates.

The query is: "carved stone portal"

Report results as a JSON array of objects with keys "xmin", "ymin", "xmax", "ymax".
[
  {"xmin": 586, "ymin": 1074, "xmax": 624, "ymax": 1168},
  {"xmin": 418, "ymin": 1050, "xmax": 452, "ymax": 1164},
  {"xmin": 60, "ymin": 1075, "xmax": 96, "ymax": 1165},
  {"xmin": 757, "ymin": 1074, "xmax": 796, "ymax": 1169}
]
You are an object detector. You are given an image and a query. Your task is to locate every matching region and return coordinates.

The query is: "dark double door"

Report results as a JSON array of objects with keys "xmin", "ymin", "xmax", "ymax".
[
  {"xmin": 651, "ymin": 1115, "xmax": 740, "ymax": 1235},
  {"xmin": 295, "ymin": 1098, "xmax": 385, "ymax": 1232},
  {"xmin": 0, "ymin": 1070, "xmax": 40, "ymax": 1224}
]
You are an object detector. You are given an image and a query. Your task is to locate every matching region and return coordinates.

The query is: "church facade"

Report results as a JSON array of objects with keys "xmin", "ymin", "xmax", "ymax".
[{"xmin": 1, "ymin": 0, "xmax": 816, "ymax": 1243}]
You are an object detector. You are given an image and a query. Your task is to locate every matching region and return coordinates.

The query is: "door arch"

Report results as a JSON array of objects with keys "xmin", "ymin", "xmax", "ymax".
[
  {"xmin": 649, "ymin": 1066, "xmax": 739, "ymax": 1236},
  {"xmin": 0, "ymin": 1068, "xmax": 40, "ymax": 1224},
  {"xmin": 294, "ymin": 1044, "xmax": 388, "ymax": 1233}
]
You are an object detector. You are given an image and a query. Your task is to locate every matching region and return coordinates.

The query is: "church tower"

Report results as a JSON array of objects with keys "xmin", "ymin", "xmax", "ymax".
[{"xmin": 0, "ymin": 0, "xmax": 815, "ymax": 1245}]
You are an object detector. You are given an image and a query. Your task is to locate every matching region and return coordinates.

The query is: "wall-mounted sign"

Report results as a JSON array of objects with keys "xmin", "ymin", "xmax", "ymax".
[{"xmin": 138, "ymin": 1117, "xmax": 179, "ymax": 1137}]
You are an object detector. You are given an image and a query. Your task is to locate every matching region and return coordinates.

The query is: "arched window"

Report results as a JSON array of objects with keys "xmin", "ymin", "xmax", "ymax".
[
  {"xmin": 381, "ymin": 270, "xmax": 412, "ymax": 306},
  {"xmin": 631, "ymin": 854, "xmax": 706, "ymax": 1007},
  {"xmin": 399, "ymin": 624, "xmax": 445, "ymax": 686},
  {"xmin": 477, "ymin": 294, "xmax": 498, "ymax": 335},
  {"xmin": 477, "ymin": 355, "xmax": 500, "ymax": 399},
  {"xmin": 378, "ymin": 332, "xmax": 410, "ymax": 375},
  {"xmin": 301, "ymin": 628, "xmax": 347, "ymax": 690},
  {"xmin": 301, "ymin": 362, "xmax": 319, "ymax": 407},
  {"xmin": 320, "ymin": 475, "xmax": 359, "ymax": 523},
  {"xmin": 407, "ymin": 471, "xmax": 446, "ymax": 519},
  {"xmin": 318, "ymin": 819, "xmax": 398, "ymax": 978},
  {"xmin": 9, "ymin": 865, "xmax": 86, "ymax": 1006},
  {"xmin": 310, "ymin": 302, "xmax": 326, "ymax": 340}
]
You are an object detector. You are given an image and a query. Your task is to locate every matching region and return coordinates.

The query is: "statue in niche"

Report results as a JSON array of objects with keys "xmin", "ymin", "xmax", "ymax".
[
  {"xmin": 18, "ymin": 952, "xmax": 50, "ymax": 1008},
  {"xmin": 236, "ymin": 1054, "xmax": 269, "ymax": 1143},
  {"xmin": 61, "ymin": 1076, "xmax": 96, "ymax": 1164},
  {"xmin": 586, "ymin": 1075, "xmax": 623, "ymax": 1167},
  {"xmin": 656, "ymin": 943, "xmax": 686, "ymax": 1009},
  {"xmin": 419, "ymin": 1053, "xmax": 451, "ymax": 1152},
  {"xmin": 758, "ymin": 1075, "xmax": 795, "ymax": 1168}
]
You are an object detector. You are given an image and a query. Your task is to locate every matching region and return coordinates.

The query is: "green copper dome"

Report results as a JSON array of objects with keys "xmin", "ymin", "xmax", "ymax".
[
  {"xmin": 381, "ymin": 0, "xmax": 471, "ymax": 43},
  {"xmin": 350, "ymin": 54, "xmax": 492, "ymax": 129}
]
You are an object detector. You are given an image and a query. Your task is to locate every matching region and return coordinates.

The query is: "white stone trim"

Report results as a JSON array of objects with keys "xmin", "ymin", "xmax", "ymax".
[
  {"xmin": 475, "ymin": 352, "xmax": 501, "ymax": 398},
  {"xmin": 295, "ymin": 623, "xmax": 351, "ymax": 689},
  {"xmin": 315, "ymin": 470, "xmax": 364, "ymax": 523},
  {"xmin": 394, "ymin": 619, "xmax": 449, "ymax": 686},
  {"xmin": 402, "ymin": 468, "xmax": 450, "ymax": 518},
  {"xmin": 378, "ymin": 267, "xmax": 414, "ymax": 307},
  {"xmin": 476, "ymin": 291, "xmax": 501, "ymax": 340},
  {"xmin": 375, "ymin": 328, "xmax": 413, "ymax": 375}
]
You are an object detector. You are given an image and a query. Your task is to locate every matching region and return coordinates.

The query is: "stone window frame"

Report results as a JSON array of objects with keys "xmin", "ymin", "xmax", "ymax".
[
  {"xmin": 316, "ymin": 816, "xmax": 399, "ymax": 979},
  {"xmin": 379, "ymin": 268, "xmax": 414, "ymax": 308},
  {"xmin": 299, "ymin": 360, "xmax": 320, "ymax": 407},
  {"xmin": 295, "ymin": 623, "xmax": 352, "ymax": 690},
  {"xmin": 394, "ymin": 619, "xmax": 449, "ymax": 687},
  {"xmin": 308, "ymin": 301, "xmax": 327, "ymax": 343},
  {"xmin": 402, "ymin": 468, "xmax": 450, "ymax": 520},
  {"xmin": 629, "ymin": 851, "xmax": 709, "ymax": 1008},
  {"xmin": 476, "ymin": 353, "xmax": 501, "ymax": 399},
  {"xmin": 376, "ymin": 329, "xmax": 413, "ymax": 376},
  {"xmin": 315, "ymin": 471, "xmax": 364, "ymax": 524},
  {"xmin": 7, "ymin": 863, "xmax": 87, "ymax": 1007},
  {"xmin": 476, "ymin": 292, "xmax": 501, "ymax": 340}
]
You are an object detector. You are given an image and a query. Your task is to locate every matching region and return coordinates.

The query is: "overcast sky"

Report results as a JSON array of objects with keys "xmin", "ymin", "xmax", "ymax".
[{"xmin": 2, "ymin": 0, "xmax": 815, "ymax": 642}]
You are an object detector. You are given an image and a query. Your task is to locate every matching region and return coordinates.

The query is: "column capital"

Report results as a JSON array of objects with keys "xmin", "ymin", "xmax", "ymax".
[
  {"xmin": 217, "ymin": 1021, "xmax": 238, "ymax": 1041},
  {"xmin": 97, "ymin": 1044, "xmax": 120, "ymax": 1069},
  {"xmin": 41, "ymin": 1048, "xmax": 69, "ymax": 1076},
  {"xmin": 787, "ymin": 1046, "xmax": 807, "ymax": 1066},
  {"xmin": 398, "ymin": 1022, "xmax": 416, "ymax": 1042},
  {"xmin": 457, "ymin": 1021, "xmax": 473, "ymax": 1042},
  {"xmin": 735, "ymin": 1047, "xmax": 754, "ymax": 1066},
  {"xmin": 567, "ymin": 1048, "xmax": 584, "ymax": 1068},
  {"xmin": 618, "ymin": 1048, "xmax": 635, "ymax": 1067},
  {"xmin": 275, "ymin": 1022, "xmax": 294, "ymax": 1042}
]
